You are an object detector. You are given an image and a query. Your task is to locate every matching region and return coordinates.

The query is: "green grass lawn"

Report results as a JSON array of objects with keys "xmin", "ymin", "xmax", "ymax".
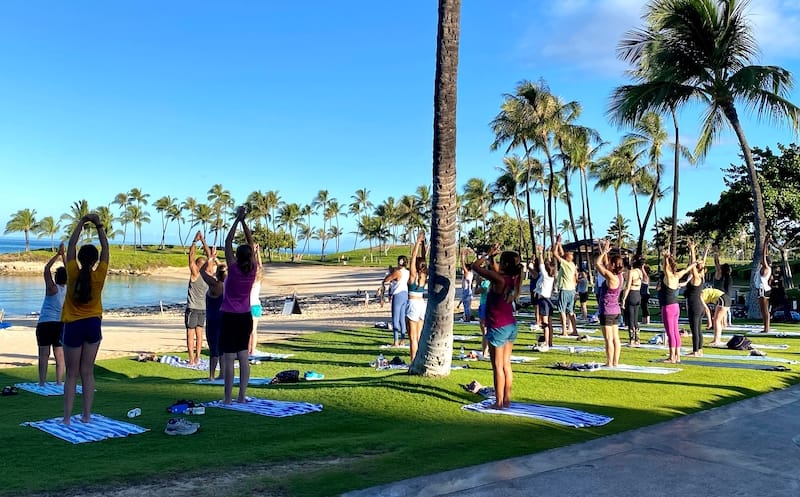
[{"xmin": 1, "ymin": 320, "xmax": 799, "ymax": 497}]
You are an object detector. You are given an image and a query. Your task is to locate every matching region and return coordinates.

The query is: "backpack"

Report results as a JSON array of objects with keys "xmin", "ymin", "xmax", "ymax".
[
  {"xmin": 726, "ymin": 334, "xmax": 752, "ymax": 350},
  {"xmin": 270, "ymin": 370, "xmax": 300, "ymax": 384}
]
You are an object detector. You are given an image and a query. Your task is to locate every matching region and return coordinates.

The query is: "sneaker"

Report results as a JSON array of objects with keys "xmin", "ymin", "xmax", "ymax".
[
  {"xmin": 750, "ymin": 348, "xmax": 767, "ymax": 357},
  {"xmin": 164, "ymin": 418, "xmax": 199, "ymax": 436},
  {"xmin": 304, "ymin": 371, "xmax": 324, "ymax": 380}
]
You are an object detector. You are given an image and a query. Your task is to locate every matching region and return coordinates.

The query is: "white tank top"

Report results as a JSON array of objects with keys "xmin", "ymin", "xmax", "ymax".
[
  {"xmin": 39, "ymin": 285, "xmax": 66, "ymax": 323},
  {"xmin": 394, "ymin": 268, "xmax": 410, "ymax": 294}
]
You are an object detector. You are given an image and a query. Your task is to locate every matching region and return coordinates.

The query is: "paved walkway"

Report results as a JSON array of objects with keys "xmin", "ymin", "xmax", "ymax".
[{"xmin": 344, "ymin": 383, "xmax": 800, "ymax": 497}]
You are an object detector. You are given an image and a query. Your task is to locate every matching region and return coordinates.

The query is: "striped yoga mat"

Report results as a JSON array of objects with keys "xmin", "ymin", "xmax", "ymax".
[
  {"xmin": 14, "ymin": 383, "xmax": 84, "ymax": 396},
  {"xmin": 191, "ymin": 377, "xmax": 272, "ymax": 386},
  {"xmin": 462, "ymin": 399, "xmax": 613, "ymax": 428},
  {"xmin": 22, "ymin": 414, "xmax": 148, "ymax": 444},
  {"xmin": 206, "ymin": 398, "xmax": 322, "ymax": 417},
  {"xmin": 159, "ymin": 355, "xmax": 210, "ymax": 371}
]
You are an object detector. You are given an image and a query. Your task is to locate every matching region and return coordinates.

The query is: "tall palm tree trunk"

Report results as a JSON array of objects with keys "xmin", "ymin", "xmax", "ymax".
[
  {"xmin": 722, "ymin": 105, "xmax": 768, "ymax": 320},
  {"xmin": 410, "ymin": 0, "xmax": 460, "ymax": 377},
  {"xmin": 670, "ymin": 108, "xmax": 680, "ymax": 258},
  {"xmin": 545, "ymin": 149, "xmax": 556, "ymax": 248},
  {"xmin": 582, "ymin": 169, "xmax": 596, "ymax": 283}
]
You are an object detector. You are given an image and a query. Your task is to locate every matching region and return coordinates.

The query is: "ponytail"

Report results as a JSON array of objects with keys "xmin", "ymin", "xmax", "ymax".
[{"xmin": 74, "ymin": 265, "xmax": 93, "ymax": 304}]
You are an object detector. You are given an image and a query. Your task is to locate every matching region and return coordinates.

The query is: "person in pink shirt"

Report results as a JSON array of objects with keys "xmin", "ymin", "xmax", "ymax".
[{"xmin": 220, "ymin": 206, "xmax": 258, "ymax": 404}]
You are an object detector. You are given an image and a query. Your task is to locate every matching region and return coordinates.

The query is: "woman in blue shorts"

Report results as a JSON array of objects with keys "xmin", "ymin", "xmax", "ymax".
[
  {"xmin": 61, "ymin": 214, "xmax": 109, "ymax": 425},
  {"xmin": 471, "ymin": 244, "xmax": 521, "ymax": 410}
]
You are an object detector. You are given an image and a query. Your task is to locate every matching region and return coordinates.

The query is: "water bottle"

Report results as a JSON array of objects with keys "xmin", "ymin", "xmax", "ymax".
[
  {"xmin": 377, "ymin": 353, "xmax": 385, "ymax": 367},
  {"xmin": 187, "ymin": 406, "xmax": 205, "ymax": 415},
  {"xmin": 127, "ymin": 407, "xmax": 141, "ymax": 418}
]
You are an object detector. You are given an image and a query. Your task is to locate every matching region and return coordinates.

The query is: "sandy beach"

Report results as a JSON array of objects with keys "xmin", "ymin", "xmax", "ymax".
[{"xmin": 0, "ymin": 264, "xmax": 391, "ymax": 369}]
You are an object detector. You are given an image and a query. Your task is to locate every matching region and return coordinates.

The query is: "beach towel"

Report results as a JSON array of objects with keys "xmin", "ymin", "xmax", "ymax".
[
  {"xmin": 684, "ymin": 353, "xmax": 797, "ymax": 364},
  {"xmin": 549, "ymin": 345, "xmax": 604, "ymax": 353},
  {"xmin": 14, "ymin": 382, "xmax": 84, "ymax": 396},
  {"xmin": 159, "ymin": 355, "xmax": 210, "ymax": 371},
  {"xmin": 191, "ymin": 377, "xmax": 272, "ymax": 386},
  {"xmin": 458, "ymin": 355, "xmax": 539, "ymax": 364},
  {"xmin": 557, "ymin": 362, "xmax": 680, "ymax": 374},
  {"xmin": 249, "ymin": 352, "xmax": 293, "ymax": 361},
  {"xmin": 205, "ymin": 397, "xmax": 322, "ymax": 417},
  {"xmin": 462, "ymin": 399, "xmax": 613, "ymax": 428},
  {"xmin": 676, "ymin": 359, "xmax": 791, "ymax": 371},
  {"xmin": 21, "ymin": 414, "xmax": 148, "ymax": 444},
  {"xmin": 0, "ymin": 322, "xmax": 11, "ymax": 330}
]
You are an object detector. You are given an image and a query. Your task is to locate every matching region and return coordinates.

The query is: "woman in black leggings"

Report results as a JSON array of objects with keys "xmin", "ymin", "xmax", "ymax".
[
  {"xmin": 685, "ymin": 241, "xmax": 709, "ymax": 357},
  {"xmin": 622, "ymin": 256, "xmax": 644, "ymax": 346}
]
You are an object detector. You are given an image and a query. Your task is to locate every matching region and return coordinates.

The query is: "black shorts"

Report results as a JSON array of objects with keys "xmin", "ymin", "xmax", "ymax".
[
  {"xmin": 578, "ymin": 292, "xmax": 589, "ymax": 303},
  {"xmin": 599, "ymin": 313, "xmax": 620, "ymax": 326},
  {"xmin": 36, "ymin": 321, "xmax": 63, "ymax": 347},
  {"xmin": 220, "ymin": 312, "xmax": 252, "ymax": 354},
  {"xmin": 718, "ymin": 294, "xmax": 731, "ymax": 307},
  {"xmin": 757, "ymin": 288, "xmax": 771, "ymax": 299}
]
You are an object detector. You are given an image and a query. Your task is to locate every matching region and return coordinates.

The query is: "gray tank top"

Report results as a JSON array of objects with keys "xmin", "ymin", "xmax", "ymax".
[{"xmin": 187, "ymin": 276, "xmax": 208, "ymax": 310}]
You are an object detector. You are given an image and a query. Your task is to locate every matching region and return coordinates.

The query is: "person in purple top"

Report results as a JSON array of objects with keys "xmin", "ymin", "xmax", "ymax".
[
  {"xmin": 220, "ymin": 206, "xmax": 258, "ymax": 404},
  {"xmin": 471, "ymin": 243, "xmax": 521, "ymax": 410},
  {"xmin": 595, "ymin": 239, "xmax": 624, "ymax": 367}
]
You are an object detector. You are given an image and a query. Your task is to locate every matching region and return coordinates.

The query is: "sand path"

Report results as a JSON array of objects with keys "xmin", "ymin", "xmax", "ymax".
[{"xmin": 0, "ymin": 264, "xmax": 391, "ymax": 369}]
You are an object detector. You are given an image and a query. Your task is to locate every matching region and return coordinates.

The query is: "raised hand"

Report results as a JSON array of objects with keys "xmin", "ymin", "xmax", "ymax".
[{"xmin": 236, "ymin": 205, "xmax": 247, "ymax": 220}]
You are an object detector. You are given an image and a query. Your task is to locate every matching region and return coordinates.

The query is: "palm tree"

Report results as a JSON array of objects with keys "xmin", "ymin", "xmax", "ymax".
[
  {"xmin": 326, "ymin": 200, "xmax": 344, "ymax": 255},
  {"xmin": 207, "ymin": 184, "xmax": 233, "ymax": 247},
  {"xmin": 193, "ymin": 203, "xmax": 213, "ymax": 240},
  {"xmin": 608, "ymin": 215, "xmax": 632, "ymax": 249},
  {"xmin": 610, "ymin": 0, "xmax": 800, "ymax": 316},
  {"xmin": 95, "ymin": 206, "xmax": 120, "ymax": 240},
  {"xmin": 462, "ymin": 177, "xmax": 493, "ymax": 233},
  {"xmin": 127, "ymin": 204, "xmax": 151, "ymax": 250},
  {"xmin": 492, "ymin": 156, "xmax": 527, "ymax": 256},
  {"xmin": 397, "ymin": 194, "xmax": 426, "ymax": 241},
  {"xmin": 166, "ymin": 205, "xmax": 186, "ymax": 250},
  {"xmin": 312, "ymin": 190, "xmax": 334, "ymax": 260},
  {"xmin": 264, "ymin": 190, "xmax": 282, "ymax": 260},
  {"xmin": 112, "ymin": 192, "xmax": 130, "ymax": 250},
  {"xmin": 415, "ymin": 185, "xmax": 432, "ymax": 227},
  {"xmin": 349, "ymin": 188, "xmax": 373, "ymax": 249},
  {"xmin": 4, "ymin": 208, "xmax": 37, "ymax": 251},
  {"xmin": 374, "ymin": 197, "xmax": 400, "ymax": 252},
  {"xmin": 153, "ymin": 195, "xmax": 177, "ymax": 249},
  {"xmin": 409, "ymin": 0, "xmax": 460, "ymax": 377},
  {"xmin": 60, "ymin": 200, "xmax": 91, "ymax": 242},
  {"xmin": 278, "ymin": 202, "xmax": 302, "ymax": 260},
  {"xmin": 34, "ymin": 216, "xmax": 61, "ymax": 251},
  {"xmin": 128, "ymin": 188, "xmax": 150, "ymax": 248}
]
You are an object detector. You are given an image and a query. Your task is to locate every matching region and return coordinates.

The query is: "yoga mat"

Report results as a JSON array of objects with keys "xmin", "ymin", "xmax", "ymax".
[
  {"xmin": 159, "ymin": 355, "xmax": 210, "ymax": 371},
  {"xmin": 549, "ymin": 345, "xmax": 604, "ymax": 353},
  {"xmin": 206, "ymin": 397, "xmax": 322, "ymax": 417},
  {"xmin": 453, "ymin": 335, "xmax": 481, "ymax": 341},
  {"xmin": 457, "ymin": 355, "xmax": 539, "ymax": 363},
  {"xmin": 21, "ymin": 414, "xmax": 148, "ymax": 444},
  {"xmin": 379, "ymin": 344, "xmax": 410, "ymax": 349},
  {"xmin": 702, "ymin": 339, "xmax": 789, "ymax": 350},
  {"xmin": 249, "ymin": 352, "xmax": 293, "ymax": 361},
  {"xmin": 686, "ymin": 353, "xmax": 797, "ymax": 364},
  {"xmin": 191, "ymin": 377, "xmax": 272, "ymax": 386},
  {"xmin": 569, "ymin": 363, "xmax": 681, "ymax": 374},
  {"xmin": 677, "ymin": 359, "xmax": 791, "ymax": 371},
  {"xmin": 462, "ymin": 398, "xmax": 613, "ymax": 428},
  {"xmin": 14, "ymin": 383, "xmax": 83, "ymax": 396}
]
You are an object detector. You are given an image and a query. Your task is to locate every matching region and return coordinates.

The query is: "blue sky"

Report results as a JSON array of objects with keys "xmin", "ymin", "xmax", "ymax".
[{"xmin": 1, "ymin": 0, "xmax": 799, "ymax": 250}]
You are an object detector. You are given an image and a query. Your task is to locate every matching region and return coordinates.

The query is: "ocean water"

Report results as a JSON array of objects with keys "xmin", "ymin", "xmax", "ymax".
[
  {"xmin": 0, "ymin": 275, "xmax": 188, "ymax": 318},
  {"xmin": 0, "ymin": 237, "xmax": 54, "ymax": 254}
]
